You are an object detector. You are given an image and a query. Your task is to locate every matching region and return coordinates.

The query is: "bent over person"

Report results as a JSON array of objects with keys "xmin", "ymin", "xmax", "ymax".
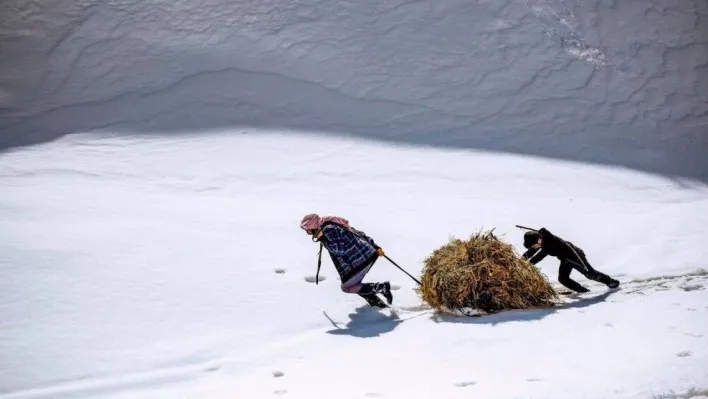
[{"xmin": 522, "ymin": 227, "xmax": 620, "ymax": 293}]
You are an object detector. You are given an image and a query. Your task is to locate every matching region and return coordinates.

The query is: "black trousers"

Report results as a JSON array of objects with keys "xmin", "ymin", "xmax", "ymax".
[{"xmin": 559, "ymin": 248, "xmax": 613, "ymax": 292}]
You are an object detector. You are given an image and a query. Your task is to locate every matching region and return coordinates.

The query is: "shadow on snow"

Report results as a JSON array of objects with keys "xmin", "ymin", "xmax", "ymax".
[
  {"xmin": 321, "ymin": 289, "xmax": 619, "ymax": 337},
  {"xmin": 432, "ymin": 289, "xmax": 620, "ymax": 326},
  {"xmin": 323, "ymin": 306, "xmax": 406, "ymax": 338}
]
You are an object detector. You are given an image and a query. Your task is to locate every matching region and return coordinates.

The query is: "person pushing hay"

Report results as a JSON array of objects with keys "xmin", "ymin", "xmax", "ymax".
[{"xmin": 418, "ymin": 229, "xmax": 558, "ymax": 314}]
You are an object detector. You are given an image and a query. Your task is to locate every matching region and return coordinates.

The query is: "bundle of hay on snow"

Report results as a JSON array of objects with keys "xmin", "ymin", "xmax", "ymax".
[{"xmin": 418, "ymin": 229, "xmax": 558, "ymax": 314}]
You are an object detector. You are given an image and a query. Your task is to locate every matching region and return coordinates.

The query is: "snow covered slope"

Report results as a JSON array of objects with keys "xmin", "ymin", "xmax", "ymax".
[
  {"xmin": 1, "ymin": 0, "xmax": 707, "ymax": 179},
  {"xmin": 1, "ymin": 132, "xmax": 707, "ymax": 399}
]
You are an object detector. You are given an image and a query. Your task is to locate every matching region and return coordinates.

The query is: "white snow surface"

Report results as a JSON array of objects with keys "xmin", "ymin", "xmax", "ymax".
[
  {"xmin": 1, "ymin": 131, "xmax": 708, "ymax": 399},
  {"xmin": 1, "ymin": 0, "xmax": 707, "ymax": 179}
]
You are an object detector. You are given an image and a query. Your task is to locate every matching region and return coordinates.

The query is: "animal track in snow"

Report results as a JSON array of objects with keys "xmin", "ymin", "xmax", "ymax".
[
  {"xmin": 273, "ymin": 371, "xmax": 284, "ymax": 378},
  {"xmin": 365, "ymin": 393, "xmax": 382, "ymax": 397},
  {"xmin": 274, "ymin": 268, "xmax": 287, "ymax": 275},
  {"xmin": 274, "ymin": 390, "xmax": 288, "ymax": 395},
  {"xmin": 526, "ymin": 378, "xmax": 543, "ymax": 382},
  {"xmin": 304, "ymin": 275, "xmax": 326, "ymax": 283},
  {"xmin": 455, "ymin": 381, "xmax": 476, "ymax": 387},
  {"xmin": 677, "ymin": 351, "xmax": 692, "ymax": 358},
  {"xmin": 604, "ymin": 323, "xmax": 613, "ymax": 327}
]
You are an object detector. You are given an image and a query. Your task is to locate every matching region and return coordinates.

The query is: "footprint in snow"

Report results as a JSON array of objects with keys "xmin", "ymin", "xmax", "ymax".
[
  {"xmin": 365, "ymin": 393, "xmax": 382, "ymax": 397},
  {"xmin": 526, "ymin": 378, "xmax": 543, "ymax": 382},
  {"xmin": 604, "ymin": 323, "xmax": 613, "ymax": 327},
  {"xmin": 390, "ymin": 284, "xmax": 401, "ymax": 291},
  {"xmin": 455, "ymin": 381, "xmax": 476, "ymax": 387},
  {"xmin": 274, "ymin": 390, "xmax": 287, "ymax": 395},
  {"xmin": 680, "ymin": 284, "xmax": 703, "ymax": 291},
  {"xmin": 274, "ymin": 268, "xmax": 287, "ymax": 275},
  {"xmin": 273, "ymin": 371, "xmax": 284, "ymax": 378},
  {"xmin": 677, "ymin": 351, "xmax": 692, "ymax": 358},
  {"xmin": 685, "ymin": 333, "xmax": 704, "ymax": 338},
  {"xmin": 304, "ymin": 275, "xmax": 326, "ymax": 283},
  {"xmin": 203, "ymin": 366, "xmax": 220, "ymax": 372}
]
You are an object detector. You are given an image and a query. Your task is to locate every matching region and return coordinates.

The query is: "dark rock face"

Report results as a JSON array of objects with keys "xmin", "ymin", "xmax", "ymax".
[{"xmin": 1, "ymin": 0, "xmax": 706, "ymax": 179}]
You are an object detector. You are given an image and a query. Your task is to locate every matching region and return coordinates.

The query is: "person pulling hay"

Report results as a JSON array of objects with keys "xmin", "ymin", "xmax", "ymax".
[
  {"xmin": 299, "ymin": 214, "xmax": 393, "ymax": 308},
  {"xmin": 418, "ymin": 229, "xmax": 558, "ymax": 315}
]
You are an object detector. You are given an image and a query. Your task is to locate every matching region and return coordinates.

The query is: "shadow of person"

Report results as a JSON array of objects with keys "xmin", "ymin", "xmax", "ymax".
[
  {"xmin": 432, "ymin": 289, "xmax": 619, "ymax": 326},
  {"xmin": 324, "ymin": 306, "xmax": 402, "ymax": 338}
]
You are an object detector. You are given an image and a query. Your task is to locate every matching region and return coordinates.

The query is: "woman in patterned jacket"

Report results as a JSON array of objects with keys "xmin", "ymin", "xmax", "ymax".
[{"xmin": 300, "ymin": 214, "xmax": 393, "ymax": 308}]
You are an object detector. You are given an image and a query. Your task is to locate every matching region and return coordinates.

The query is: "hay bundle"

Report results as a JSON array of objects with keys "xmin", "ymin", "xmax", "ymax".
[{"xmin": 418, "ymin": 229, "xmax": 558, "ymax": 314}]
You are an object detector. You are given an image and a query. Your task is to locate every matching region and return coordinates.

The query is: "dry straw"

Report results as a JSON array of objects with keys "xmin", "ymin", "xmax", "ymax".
[{"xmin": 417, "ymin": 229, "xmax": 559, "ymax": 314}]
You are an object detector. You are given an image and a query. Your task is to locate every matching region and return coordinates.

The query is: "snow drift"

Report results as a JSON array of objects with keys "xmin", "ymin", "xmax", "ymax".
[{"xmin": 1, "ymin": 0, "xmax": 707, "ymax": 179}]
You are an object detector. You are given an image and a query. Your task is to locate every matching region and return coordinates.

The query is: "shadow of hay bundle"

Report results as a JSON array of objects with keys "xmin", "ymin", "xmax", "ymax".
[{"xmin": 417, "ymin": 230, "xmax": 558, "ymax": 314}]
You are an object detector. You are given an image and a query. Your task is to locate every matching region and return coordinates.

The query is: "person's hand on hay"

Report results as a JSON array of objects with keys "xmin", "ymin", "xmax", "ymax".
[{"xmin": 376, "ymin": 247, "xmax": 385, "ymax": 256}]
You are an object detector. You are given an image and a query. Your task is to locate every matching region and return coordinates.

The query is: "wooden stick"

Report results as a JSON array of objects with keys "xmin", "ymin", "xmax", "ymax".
[{"xmin": 515, "ymin": 225, "xmax": 538, "ymax": 232}]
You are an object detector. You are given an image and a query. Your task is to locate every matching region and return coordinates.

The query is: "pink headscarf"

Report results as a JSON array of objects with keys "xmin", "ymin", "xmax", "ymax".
[{"xmin": 300, "ymin": 213, "xmax": 351, "ymax": 231}]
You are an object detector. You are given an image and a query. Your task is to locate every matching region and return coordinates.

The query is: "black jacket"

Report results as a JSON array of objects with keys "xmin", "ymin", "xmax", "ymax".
[{"xmin": 522, "ymin": 228, "xmax": 583, "ymax": 265}]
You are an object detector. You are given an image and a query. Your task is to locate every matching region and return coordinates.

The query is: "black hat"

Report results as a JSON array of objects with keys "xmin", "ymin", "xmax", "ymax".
[{"xmin": 523, "ymin": 231, "xmax": 541, "ymax": 249}]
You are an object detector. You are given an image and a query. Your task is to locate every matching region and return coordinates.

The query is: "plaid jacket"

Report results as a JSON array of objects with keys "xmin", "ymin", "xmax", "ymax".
[{"xmin": 319, "ymin": 222, "xmax": 378, "ymax": 282}]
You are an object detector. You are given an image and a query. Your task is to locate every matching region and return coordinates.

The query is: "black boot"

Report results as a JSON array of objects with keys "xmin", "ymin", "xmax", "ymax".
[
  {"xmin": 588, "ymin": 270, "xmax": 619, "ymax": 289},
  {"xmin": 559, "ymin": 276, "xmax": 590, "ymax": 293},
  {"xmin": 374, "ymin": 282, "xmax": 393, "ymax": 305},
  {"xmin": 358, "ymin": 283, "xmax": 392, "ymax": 307},
  {"xmin": 358, "ymin": 292, "xmax": 387, "ymax": 308}
]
